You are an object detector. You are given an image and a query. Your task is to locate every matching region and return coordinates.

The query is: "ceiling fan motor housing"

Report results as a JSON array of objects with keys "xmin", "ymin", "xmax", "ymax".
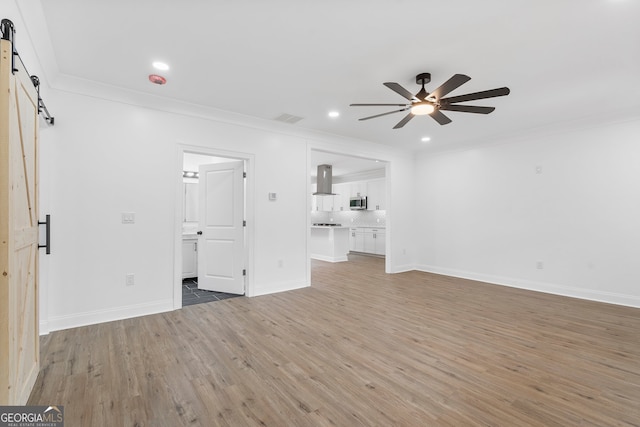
[{"xmin": 416, "ymin": 73, "xmax": 431, "ymax": 85}]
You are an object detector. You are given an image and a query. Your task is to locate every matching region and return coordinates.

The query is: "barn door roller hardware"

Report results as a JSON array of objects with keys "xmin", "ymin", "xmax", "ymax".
[
  {"xmin": 1, "ymin": 18, "xmax": 55, "ymax": 125},
  {"xmin": 30, "ymin": 76, "xmax": 54, "ymax": 125}
]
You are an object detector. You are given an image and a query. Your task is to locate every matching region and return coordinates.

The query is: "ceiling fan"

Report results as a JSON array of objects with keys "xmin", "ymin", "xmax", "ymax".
[{"xmin": 350, "ymin": 73, "xmax": 510, "ymax": 128}]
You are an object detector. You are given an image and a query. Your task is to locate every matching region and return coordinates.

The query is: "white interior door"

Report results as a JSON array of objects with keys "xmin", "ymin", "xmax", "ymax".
[{"xmin": 197, "ymin": 161, "xmax": 245, "ymax": 294}]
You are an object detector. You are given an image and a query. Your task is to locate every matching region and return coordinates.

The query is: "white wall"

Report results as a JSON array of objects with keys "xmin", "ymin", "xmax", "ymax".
[
  {"xmin": 4, "ymin": 1, "xmax": 418, "ymax": 334},
  {"xmin": 34, "ymin": 86, "xmax": 417, "ymax": 332},
  {"xmin": 39, "ymin": 89, "xmax": 328, "ymax": 331},
  {"xmin": 415, "ymin": 118, "xmax": 640, "ymax": 307}
]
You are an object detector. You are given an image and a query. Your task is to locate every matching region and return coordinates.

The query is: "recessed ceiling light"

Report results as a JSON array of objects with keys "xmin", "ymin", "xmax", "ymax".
[
  {"xmin": 152, "ymin": 61, "xmax": 170, "ymax": 71},
  {"xmin": 421, "ymin": 136, "xmax": 431, "ymax": 142},
  {"xmin": 328, "ymin": 111, "xmax": 340, "ymax": 118}
]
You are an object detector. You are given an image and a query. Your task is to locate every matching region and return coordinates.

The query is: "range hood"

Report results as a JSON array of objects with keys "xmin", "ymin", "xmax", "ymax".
[{"xmin": 313, "ymin": 164, "xmax": 335, "ymax": 195}]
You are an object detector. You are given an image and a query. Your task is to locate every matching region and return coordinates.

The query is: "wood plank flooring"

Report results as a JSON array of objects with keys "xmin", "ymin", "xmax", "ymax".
[{"xmin": 28, "ymin": 254, "xmax": 640, "ymax": 426}]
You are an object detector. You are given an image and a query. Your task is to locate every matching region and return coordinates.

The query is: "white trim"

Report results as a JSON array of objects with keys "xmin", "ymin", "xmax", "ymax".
[
  {"xmin": 45, "ymin": 299, "xmax": 174, "ymax": 333},
  {"xmin": 39, "ymin": 320, "xmax": 49, "ymax": 336},
  {"xmin": 415, "ymin": 264, "xmax": 640, "ymax": 309},
  {"xmin": 332, "ymin": 168, "xmax": 385, "ymax": 184},
  {"xmin": 389, "ymin": 264, "xmax": 415, "ymax": 274},
  {"xmin": 310, "ymin": 254, "xmax": 348, "ymax": 263},
  {"xmin": 252, "ymin": 280, "xmax": 309, "ymax": 297}
]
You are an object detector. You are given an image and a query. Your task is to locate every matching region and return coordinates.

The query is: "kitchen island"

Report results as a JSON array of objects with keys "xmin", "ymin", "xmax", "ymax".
[{"xmin": 310, "ymin": 225, "xmax": 350, "ymax": 262}]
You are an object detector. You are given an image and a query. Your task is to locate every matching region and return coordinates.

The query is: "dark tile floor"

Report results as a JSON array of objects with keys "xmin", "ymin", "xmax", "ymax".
[{"xmin": 182, "ymin": 278, "xmax": 242, "ymax": 307}]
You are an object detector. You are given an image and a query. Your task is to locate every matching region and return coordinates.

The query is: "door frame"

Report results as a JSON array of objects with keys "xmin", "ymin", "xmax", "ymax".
[
  {"xmin": 174, "ymin": 144, "xmax": 254, "ymax": 309},
  {"xmin": 307, "ymin": 148, "xmax": 392, "ymax": 282}
]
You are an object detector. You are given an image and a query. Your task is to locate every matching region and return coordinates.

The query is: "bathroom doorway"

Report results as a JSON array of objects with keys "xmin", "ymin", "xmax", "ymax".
[{"xmin": 175, "ymin": 147, "xmax": 252, "ymax": 308}]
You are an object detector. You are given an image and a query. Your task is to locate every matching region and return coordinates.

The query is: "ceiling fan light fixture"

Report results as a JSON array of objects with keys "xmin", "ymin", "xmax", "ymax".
[
  {"xmin": 350, "ymin": 72, "xmax": 510, "ymax": 128},
  {"xmin": 410, "ymin": 103, "xmax": 435, "ymax": 115}
]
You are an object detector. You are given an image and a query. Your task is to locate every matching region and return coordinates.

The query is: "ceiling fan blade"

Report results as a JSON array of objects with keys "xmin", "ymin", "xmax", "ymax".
[
  {"xmin": 383, "ymin": 82, "xmax": 417, "ymax": 101},
  {"xmin": 393, "ymin": 113, "xmax": 414, "ymax": 129},
  {"xmin": 439, "ymin": 105, "xmax": 495, "ymax": 114},
  {"xmin": 358, "ymin": 107, "xmax": 409, "ymax": 121},
  {"xmin": 441, "ymin": 87, "xmax": 510, "ymax": 104},
  {"xmin": 350, "ymin": 103, "xmax": 410, "ymax": 107},
  {"xmin": 428, "ymin": 74, "xmax": 471, "ymax": 100},
  {"xmin": 429, "ymin": 110, "xmax": 452, "ymax": 125}
]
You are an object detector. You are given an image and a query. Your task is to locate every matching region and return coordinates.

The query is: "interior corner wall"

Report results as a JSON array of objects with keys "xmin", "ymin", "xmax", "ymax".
[
  {"xmin": 414, "ymin": 118, "xmax": 640, "ymax": 308},
  {"xmin": 40, "ymin": 89, "xmax": 312, "ymax": 332}
]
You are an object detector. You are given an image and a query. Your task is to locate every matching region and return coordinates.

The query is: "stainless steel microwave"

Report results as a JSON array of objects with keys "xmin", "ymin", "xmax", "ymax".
[{"xmin": 350, "ymin": 196, "xmax": 367, "ymax": 210}]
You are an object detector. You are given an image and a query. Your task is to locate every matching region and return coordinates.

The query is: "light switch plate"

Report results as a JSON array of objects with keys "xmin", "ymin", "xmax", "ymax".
[
  {"xmin": 269, "ymin": 192, "xmax": 277, "ymax": 201},
  {"xmin": 122, "ymin": 212, "xmax": 135, "ymax": 224}
]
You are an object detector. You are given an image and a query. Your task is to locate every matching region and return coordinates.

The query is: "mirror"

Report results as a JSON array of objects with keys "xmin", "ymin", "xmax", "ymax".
[{"xmin": 184, "ymin": 182, "xmax": 198, "ymax": 222}]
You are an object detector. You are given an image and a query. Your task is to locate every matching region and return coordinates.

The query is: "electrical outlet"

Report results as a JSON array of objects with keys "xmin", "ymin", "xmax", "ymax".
[
  {"xmin": 278, "ymin": 259, "xmax": 284, "ymax": 268},
  {"xmin": 126, "ymin": 273, "xmax": 135, "ymax": 286},
  {"xmin": 536, "ymin": 261, "xmax": 544, "ymax": 270},
  {"xmin": 535, "ymin": 166, "xmax": 542, "ymax": 174}
]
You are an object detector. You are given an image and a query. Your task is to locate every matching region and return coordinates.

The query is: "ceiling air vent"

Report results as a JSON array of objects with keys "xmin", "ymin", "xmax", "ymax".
[{"xmin": 274, "ymin": 113, "xmax": 304, "ymax": 124}]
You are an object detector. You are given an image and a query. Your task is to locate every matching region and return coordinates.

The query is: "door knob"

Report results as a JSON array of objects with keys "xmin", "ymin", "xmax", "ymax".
[{"xmin": 197, "ymin": 231, "xmax": 203, "ymax": 235}]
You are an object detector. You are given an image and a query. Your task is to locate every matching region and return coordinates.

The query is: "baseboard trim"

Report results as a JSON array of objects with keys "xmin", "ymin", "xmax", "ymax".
[
  {"xmin": 415, "ymin": 264, "xmax": 640, "ymax": 309},
  {"xmin": 39, "ymin": 320, "xmax": 50, "ymax": 336},
  {"xmin": 311, "ymin": 254, "xmax": 348, "ymax": 263},
  {"xmin": 44, "ymin": 299, "xmax": 174, "ymax": 334},
  {"xmin": 390, "ymin": 264, "xmax": 415, "ymax": 274},
  {"xmin": 251, "ymin": 280, "xmax": 309, "ymax": 297}
]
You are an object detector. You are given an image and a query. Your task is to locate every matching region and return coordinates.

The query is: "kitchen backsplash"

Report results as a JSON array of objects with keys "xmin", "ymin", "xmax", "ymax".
[{"xmin": 311, "ymin": 210, "xmax": 386, "ymax": 227}]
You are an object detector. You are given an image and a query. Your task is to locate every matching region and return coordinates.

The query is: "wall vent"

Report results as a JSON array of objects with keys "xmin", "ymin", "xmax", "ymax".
[{"xmin": 274, "ymin": 113, "xmax": 304, "ymax": 124}]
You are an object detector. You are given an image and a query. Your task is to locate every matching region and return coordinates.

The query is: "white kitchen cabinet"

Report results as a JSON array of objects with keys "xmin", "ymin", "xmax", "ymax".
[
  {"xmin": 182, "ymin": 238, "xmax": 198, "ymax": 278},
  {"xmin": 332, "ymin": 183, "xmax": 350, "ymax": 211},
  {"xmin": 350, "ymin": 228, "xmax": 365, "ymax": 252},
  {"xmin": 363, "ymin": 231, "xmax": 376, "ymax": 253},
  {"xmin": 349, "ymin": 227, "xmax": 385, "ymax": 256},
  {"xmin": 319, "ymin": 195, "xmax": 334, "ymax": 211},
  {"xmin": 310, "ymin": 226, "xmax": 350, "ymax": 262},
  {"xmin": 311, "ymin": 183, "xmax": 336, "ymax": 211},
  {"xmin": 311, "ymin": 183, "xmax": 318, "ymax": 211},
  {"xmin": 365, "ymin": 228, "xmax": 386, "ymax": 255},
  {"xmin": 373, "ymin": 229, "xmax": 386, "ymax": 255},
  {"xmin": 366, "ymin": 179, "xmax": 386, "ymax": 211},
  {"xmin": 350, "ymin": 181, "xmax": 367, "ymax": 198}
]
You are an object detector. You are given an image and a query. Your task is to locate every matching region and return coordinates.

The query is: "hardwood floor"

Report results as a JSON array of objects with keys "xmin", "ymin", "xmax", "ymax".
[{"xmin": 29, "ymin": 255, "xmax": 640, "ymax": 426}]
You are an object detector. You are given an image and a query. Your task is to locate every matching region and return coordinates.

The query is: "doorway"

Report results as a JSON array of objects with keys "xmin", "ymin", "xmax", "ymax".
[
  {"xmin": 309, "ymin": 149, "xmax": 389, "ymax": 282},
  {"xmin": 175, "ymin": 147, "xmax": 253, "ymax": 308}
]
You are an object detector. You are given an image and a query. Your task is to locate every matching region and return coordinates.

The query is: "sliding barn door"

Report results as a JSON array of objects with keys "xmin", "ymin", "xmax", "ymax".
[{"xmin": 0, "ymin": 38, "xmax": 40, "ymax": 405}]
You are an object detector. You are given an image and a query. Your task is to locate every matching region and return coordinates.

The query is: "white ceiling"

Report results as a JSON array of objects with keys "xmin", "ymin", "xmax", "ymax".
[
  {"xmin": 310, "ymin": 151, "xmax": 384, "ymax": 178},
  {"xmin": 35, "ymin": 1, "xmax": 640, "ymax": 152}
]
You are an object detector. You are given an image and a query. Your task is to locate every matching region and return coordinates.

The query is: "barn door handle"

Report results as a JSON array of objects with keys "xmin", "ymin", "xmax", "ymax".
[{"xmin": 38, "ymin": 214, "xmax": 51, "ymax": 254}]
